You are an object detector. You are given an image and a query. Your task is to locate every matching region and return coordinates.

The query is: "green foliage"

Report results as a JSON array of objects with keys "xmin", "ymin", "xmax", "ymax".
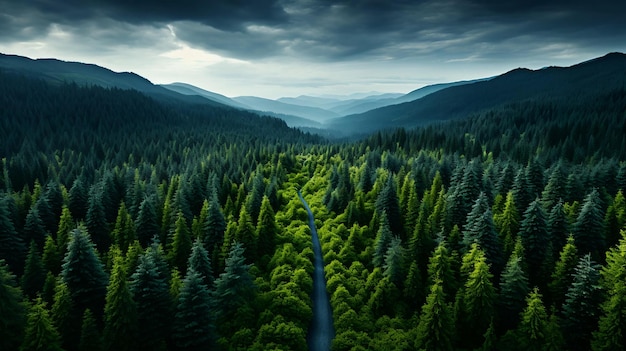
[
  {"xmin": 0, "ymin": 195, "xmax": 24, "ymax": 275},
  {"xmin": 518, "ymin": 199, "xmax": 549, "ymax": 286},
  {"xmin": 415, "ymin": 280, "xmax": 455, "ymax": 351},
  {"xmin": 373, "ymin": 211, "xmax": 393, "ymax": 267},
  {"xmin": 572, "ymin": 189, "xmax": 605, "ymax": 260},
  {"xmin": 173, "ymin": 268, "xmax": 216, "ymax": 350},
  {"xmin": 498, "ymin": 254, "xmax": 529, "ymax": 332},
  {"xmin": 79, "ymin": 309, "xmax": 103, "ymax": 351},
  {"xmin": 168, "ymin": 211, "xmax": 192, "ymax": 273},
  {"xmin": 20, "ymin": 297, "xmax": 63, "ymax": 351},
  {"xmin": 188, "ymin": 238, "xmax": 213, "ymax": 288},
  {"xmin": 0, "ymin": 260, "xmax": 26, "ymax": 350},
  {"xmin": 22, "ymin": 240, "xmax": 46, "ymax": 299},
  {"xmin": 103, "ymin": 256, "xmax": 137, "ymax": 351}
]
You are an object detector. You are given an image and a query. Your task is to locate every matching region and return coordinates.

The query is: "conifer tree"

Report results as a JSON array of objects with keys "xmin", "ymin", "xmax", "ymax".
[
  {"xmin": 173, "ymin": 268, "xmax": 216, "ymax": 350},
  {"xmin": 592, "ymin": 280, "xmax": 626, "ymax": 351},
  {"xmin": 68, "ymin": 176, "xmax": 88, "ymax": 220},
  {"xmin": 541, "ymin": 165, "xmax": 565, "ymax": 211},
  {"xmin": 518, "ymin": 199, "xmax": 549, "ymax": 286},
  {"xmin": 515, "ymin": 288, "xmax": 555, "ymax": 351},
  {"xmin": 168, "ymin": 211, "xmax": 192, "ymax": 273},
  {"xmin": 572, "ymin": 189, "xmax": 605, "ymax": 261},
  {"xmin": 61, "ymin": 227, "xmax": 108, "ymax": 319},
  {"xmin": 188, "ymin": 238, "xmax": 213, "ymax": 288},
  {"xmin": 0, "ymin": 260, "xmax": 26, "ymax": 350},
  {"xmin": 204, "ymin": 192, "xmax": 226, "ymax": 270},
  {"xmin": 42, "ymin": 235, "xmax": 61, "ymax": 276},
  {"xmin": 375, "ymin": 174, "xmax": 403, "ymax": 235},
  {"xmin": 426, "ymin": 241, "xmax": 457, "ymax": 301},
  {"xmin": 498, "ymin": 254, "xmax": 529, "ymax": 332},
  {"xmin": 212, "ymin": 242, "xmax": 255, "ymax": 334},
  {"xmin": 24, "ymin": 206, "xmax": 47, "ymax": 250},
  {"xmin": 462, "ymin": 206, "xmax": 503, "ymax": 275},
  {"xmin": 79, "ymin": 309, "xmax": 103, "ymax": 351},
  {"xmin": 548, "ymin": 235, "xmax": 578, "ymax": 308},
  {"xmin": 55, "ymin": 206, "xmax": 73, "ymax": 259},
  {"xmin": 256, "ymin": 195, "xmax": 277, "ymax": 261},
  {"xmin": 22, "ymin": 240, "xmax": 46, "ymax": 299},
  {"xmin": 403, "ymin": 260, "xmax": 424, "ymax": 314},
  {"xmin": 50, "ymin": 279, "xmax": 73, "ymax": 350},
  {"xmin": 103, "ymin": 256, "xmax": 137, "ymax": 351},
  {"xmin": 547, "ymin": 200, "xmax": 568, "ymax": 259},
  {"xmin": 85, "ymin": 186, "xmax": 110, "ymax": 252},
  {"xmin": 0, "ymin": 194, "xmax": 24, "ymax": 275},
  {"xmin": 373, "ymin": 211, "xmax": 393, "ymax": 267},
  {"xmin": 512, "ymin": 168, "xmax": 533, "ymax": 215},
  {"xmin": 111, "ymin": 202, "xmax": 136, "ymax": 253},
  {"xmin": 459, "ymin": 250, "xmax": 495, "ymax": 349},
  {"xmin": 415, "ymin": 280, "xmax": 455, "ymax": 351},
  {"xmin": 20, "ymin": 297, "xmax": 63, "ymax": 351},
  {"xmin": 382, "ymin": 236, "xmax": 404, "ymax": 286},
  {"xmin": 135, "ymin": 195, "xmax": 160, "ymax": 248},
  {"xmin": 562, "ymin": 254, "xmax": 603, "ymax": 351},
  {"xmin": 235, "ymin": 206, "xmax": 257, "ymax": 263},
  {"xmin": 130, "ymin": 243, "xmax": 172, "ymax": 350}
]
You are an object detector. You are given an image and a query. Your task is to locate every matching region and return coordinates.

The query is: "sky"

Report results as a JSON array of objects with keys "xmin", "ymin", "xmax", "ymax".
[{"xmin": 1, "ymin": 0, "xmax": 625, "ymax": 99}]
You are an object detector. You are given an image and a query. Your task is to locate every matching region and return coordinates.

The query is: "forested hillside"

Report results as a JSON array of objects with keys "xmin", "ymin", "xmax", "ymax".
[{"xmin": 1, "ymin": 67, "xmax": 626, "ymax": 351}]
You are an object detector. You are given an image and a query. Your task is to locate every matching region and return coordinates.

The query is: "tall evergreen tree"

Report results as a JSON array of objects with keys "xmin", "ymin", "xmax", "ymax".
[
  {"xmin": 592, "ymin": 279, "xmax": 626, "ymax": 351},
  {"xmin": 515, "ymin": 288, "xmax": 559, "ymax": 351},
  {"xmin": 562, "ymin": 254, "xmax": 603, "ymax": 351},
  {"xmin": 188, "ymin": 238, "xmax": 214, "ymax": 288},
  {"xmin": 373, "ymin": 211, "xmax": 393, "ymax": 267},
  {"xmin": 382, "ymin": 236, "xmax": 404, "ymax": 286},
  {"xmin": 541, "ymin": 165, "xmax": 565, "ymax": 211},
  {"xmin": 415, "ymin": 280, "xmax": 455, "ymax": 351},
  {"xmin": 547, "ymin": 200, "xmax": 568, "ymax": 260},
  {"xmin": 173, "ymin": 268, "xmax": 216, "ymax": 351},
  {"xmin": 168, "ymin": 211, "xmax": 192, "ymax": 273},
  {"xmin": 20, "ymin": 297, "xmax": 63, "ymax": 351},
  {"xmin": 111, "ymin": 202, "xmax": 136, "ymax": 253},
  {"xmin": 103, "ymin": 256, "xmax": 137, "ymax": 351},
  {"xmin": 462, "ymin": 206, "xmax": 503, "ymax": 276},
  {"xmin": 79, "ymin": 309, "xmax": 103, "ymax": 351},
  {"xmin": 130, "ymin": 243, "xmax": 172, "ymax": 351},
  {"xmin": 518, "ymin": 199, "xmax": 549, "ymax": 287},
  {"xmin": 0, "ymin": 194, "xmax": 25, "ymax": 275},
  {"xmin": 494, "ymin": 191, "xmax": 519, "ymax": 257},
  {"xmin": 85, "ymin": 186, "xmax": 110, "ymax": 252},
  {"xmin": 256, "ymin": 195, "xmax": 277, "ymax": 261},
  {"xmin": 498, "ymin": 254, "xmax": 529, "ymax": 332},
  {"xmin": 375, "ymin": 174, "xmax": 403, "ymax": 236},
  {"xmin": 548, "ymin": 235, "xmax": 578, "ymax": 308},
  {"xmin": 42, "ymin": 235, "xmax": 61, "ymax": 276},
  {"xmin": 0, "ymin": 259, "xmax": 26, "ymax": 351},
  {"xmin": 68, "ymin": 176, "xmax": 88, "ymax": 221},
  {"xmin": 61, "ymin": 227, "xmax": 108, "ymax": 320},
  {"xmin": 426, "ymin": 240, "xmax": 457, "ymax": 302},
  {"xmin": 50, "ymin": 279, "xmax": 73, "ymax": 350},
  {"xmin": 135, "ymin": 196, "xmax": 160, "ymax": 248},
  {"xmin": 572, "ymin": 189, "xmax": 605, "ymax": 261},
  {"xmin": 24, "ymin": 206, "xmax": 47, "ymax": 250},
  {"xmin": 204, "ymin": 192, "xmax": 226, "ymax": 271},
  {"xmin": 21, "ymin": 240, "xmax": 46, "ymax": 299}
]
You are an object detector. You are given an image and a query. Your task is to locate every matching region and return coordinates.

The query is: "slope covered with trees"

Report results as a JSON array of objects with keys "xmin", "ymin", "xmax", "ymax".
[{"xmin": 1, "ymin": 56, "xmax": 626, "ymax": 351}]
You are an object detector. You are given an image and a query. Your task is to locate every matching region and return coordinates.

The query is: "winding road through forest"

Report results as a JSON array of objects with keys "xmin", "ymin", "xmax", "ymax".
[{"xmin": 298, "ymin": 190, "xmax": 335, "ymax": 351}]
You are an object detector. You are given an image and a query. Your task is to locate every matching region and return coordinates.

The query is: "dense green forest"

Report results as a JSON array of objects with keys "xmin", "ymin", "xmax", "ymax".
[{"xmin": 1, "ymin": 70, "xmax": 626, "ymax": 351}]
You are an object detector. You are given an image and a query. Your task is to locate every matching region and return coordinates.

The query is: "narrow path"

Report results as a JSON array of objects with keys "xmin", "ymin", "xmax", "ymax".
[{"xmin": 298, "ymin": 190, "xmax": 334, "ymax": 351}]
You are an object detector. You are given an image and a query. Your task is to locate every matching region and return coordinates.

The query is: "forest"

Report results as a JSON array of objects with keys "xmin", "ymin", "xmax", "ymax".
[{"xmin": 1, "ymin": 69, "xmax": 626, "ymax": 351}]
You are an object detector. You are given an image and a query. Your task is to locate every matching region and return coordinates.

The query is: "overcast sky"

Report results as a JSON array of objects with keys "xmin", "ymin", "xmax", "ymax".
[{"xmin": 1, "ymin": 0, "xmax": 625, "ymax": 99}]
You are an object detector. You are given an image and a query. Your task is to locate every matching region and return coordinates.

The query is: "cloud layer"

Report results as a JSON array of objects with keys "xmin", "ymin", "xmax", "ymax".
[{"xmin": 1, "ymin": 0, "xmax": 625, "ymax": 97}]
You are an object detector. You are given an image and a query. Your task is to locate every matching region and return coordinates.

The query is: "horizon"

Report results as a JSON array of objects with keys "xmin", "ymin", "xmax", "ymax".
[{"xmin": 1, "ymin": 1, "xmax": 625, "ymax": 99}]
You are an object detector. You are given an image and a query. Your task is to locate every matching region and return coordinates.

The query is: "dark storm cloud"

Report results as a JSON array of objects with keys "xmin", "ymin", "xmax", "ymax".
[{"xmin": 1, "ymin": 0, "xmax": 625, "ymax": 61}]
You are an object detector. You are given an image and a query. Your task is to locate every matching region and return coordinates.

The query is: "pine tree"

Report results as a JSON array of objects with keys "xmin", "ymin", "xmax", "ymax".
[
  {"xmin": 55, "ymin": 206, "xmax": 73, "ymax": 260},
  {"xmin": 515, "ymin": 288, "xmax": 553, "ymax": 351},
  {"xmin": 541, "ymin": 165, "xmax": 565, "ymax": 211},
  {"xmin": 68, "ymin": 176, "xmax": 88, "ymax": 221},
  {"xmin": 604, "ymin": 190, "xmax": 625, "ymax": 249},
  {"xmin": 79, "ymin": 309, "xmax": 103, "ymax": 351},
  {"xmin": 24, "ymin": 206, "xmax": 47, "ymax": 250},
  {"xmin": 103, "ymin": 256, "xmax": 137, "ymax": 351},
  {"xmin": 50, "ymin": 279, "xmax": 73, "ymax": 350},
  {"xmin": 256, "ymin": 195, "xmax": 277, "ymax": 261},
  {"xmin": 204, "ymin": 192, "xmax": 226, "ymax": 271},
  {"xmin": 382, "ymin": 236, "xmax": 404, "ymax": 286},
  {"xmin": 547, "ymin": 200, "xmax": 568, "ymax": 260},
  {"xmin": 85, "ymin": 186, "xmax": 110, "ymax": 252},
  {"xmin": 426, "ymin": 241, "xmax": 457, "ymax": 302},
  {"xmin": 459, "ymin": 250, "xmax": 496, "ymax": 349},
  {"xmin": 373, "ymin": 211, "xmax": 393, "ymax": 267},
  {"xmin": 562, "ymin": 254, "xmax": 603, "ymax": 351},
  {"xmin": 498, "ymin": 254, "xmax": 529, "ymax": 332},
  {"xmin": 403, "ymin": 260, "xmax": 424, "ymax": 315},
  {"xmin": 61, "ymin": 226, "xmax": 108, "ymax": 319},
  {"xmin": 235, "ymin": 206, "xmax": 257, "ymax": 264},
  {"xmin": 188, "ymin": 238, "xmax": 214, "ymax": 288},
  {"xmin": 42, "ymin": 235, "xmax": 61, "ymax": 276},
  {"xmin": 415, "ymin": 280, "xmax": 455, "ymax": 351},
  {"xmin": 0, "ymin": 260, "xmax": 26, "ymax": 351},
  {"xmin": 512, "ymin": 168, "xmax": 533, "ymax": 214},
  {"xmin": 375, "ymin": 174, "xmax": 403, "ymax": 235},
  {"xmin": 548, "ymin": 235, "xmax": 578, "ymax": 308},
  {"xmin": 0, "ymin": 194, "xmax": 25, "ymax": 275},
  {"xmin": 518, "ymin": 199, "xmax": 549, "ymax": 286},
  {"xmin": 173, "ymin": 268, "xmax": 216, "ymax": 350},
  {"xmin": 135, "ymin": 195, "xmax": 160, "ymax": 248},
  {"xmin": 21, "ymin": 240, "xmax": 46, "ymax": 299},
  {"xmin": 20, "ymin": 297, "xmax": 63, "ymax": 351},
  {"xmin": 462, "ymin": 206, "xmax": 503, "ymax": 276},
  {"xmin": 130, "ymin": 243, "xmax": 172, "ymax": 350},
  {"xmin": 494, "ymin": 191, "xmax": 519, "ymax": 257},
  {"xmin": 212, "ymin": 242, "xmax": 255, "ymax": 335},
  {"xmin": 592, "ymin": 280, "xmax": 626, "ymax": 351},
  {"xmin": 572, "ymin": 189, "xmax": 605, "ymax": 261},
  {"xmin": 111, "ymin": 202, "xmax": 136, "ymax": 253},
  {"xmin": 168, "ymin": 211, "xmax": 192, "ymax": 273}
]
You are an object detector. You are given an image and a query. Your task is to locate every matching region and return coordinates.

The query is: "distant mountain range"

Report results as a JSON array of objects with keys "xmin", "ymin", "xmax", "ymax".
[{"xmin": 2, "ymin": 52, "xmax": 625, "ymax": 136}]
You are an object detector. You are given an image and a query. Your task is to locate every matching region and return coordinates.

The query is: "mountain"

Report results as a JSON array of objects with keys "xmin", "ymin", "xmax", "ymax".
[
  {"xmin": 0, "ymin": 53, "xmax": 226, "ymax": 107},
  {"xmin": 232, "ymin": 96, "xmax": 341, "ymax": 122},
  {"xmin": 161, "ymin": 82, "xmax": 251, "ymax": 109},
  {"xmin": 329, "ymin": 52, "xmax": 626, "ymax": 134}
]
